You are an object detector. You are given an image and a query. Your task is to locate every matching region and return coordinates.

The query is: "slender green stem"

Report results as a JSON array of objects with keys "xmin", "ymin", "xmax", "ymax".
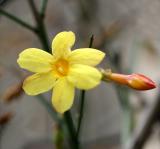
[
  {"xmin": 28, "ymin": 0, "xmax": 50, "ymax": 52},
  {"xmin": 28, "ymin": 1, "xmax": 79, "ymax": 148},
  {"xmin": 76, "ymin": 90, "xmax": 85, "ymax": 138},
  {"xmin": 1, "ymin": 1, "xmax": 80, "ymax": 148},
  {"xmin": 38, "ymin": 95, "xmax": 67, "ymax": 149},
  {"xmin": 76, "ymin": 35, "xmax": 94, "ymax": 138},
  {"xmin": 64, "ymin": 111, "xmax": 79, "ymax": 149},
  {"xmin": 36, "ymin": 20, "xmax": 50, "ymax": 52},
  {"xmin": 40, "ymin": 0, "xmax": 48, "ymax": 19},
  {"xmin": 89, "ymin": 35, "xmax": 94, "ymax": 48},
  {"xmin": 0, "ymin": 9, "xmax": 36, "ymax": 32},
  {"xmin": 54, "ymin": 123, "xmax": 64, "ymax": 149}
]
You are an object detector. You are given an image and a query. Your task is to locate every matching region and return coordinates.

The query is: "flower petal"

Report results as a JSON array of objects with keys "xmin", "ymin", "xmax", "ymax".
[
  {"xmin": 67, "ymin": 64, "xmax": 102, "ymax": 90},
  {"xmin": 52, "ymin": 31, "xmax": 75, "ymax": 58},
  {"xmin": 17, "ymin": 48, "xmax": 54, "ymax": 73},
  {"xmin": 52, "ymin": 78, "xmax": 75, "ymax": 114},
  {"xmin": 23, "ymin": 72, "xmax": 56, "ymax": 95},
  {"xmin": 69, "ymin": 48, "xmax": 105, "ymax": 66}
]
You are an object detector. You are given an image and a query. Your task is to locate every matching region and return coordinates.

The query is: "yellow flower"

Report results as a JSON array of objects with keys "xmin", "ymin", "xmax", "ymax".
[{"xmin": 17, "ymin": 31, "xmax": 105, "ymax": 113}]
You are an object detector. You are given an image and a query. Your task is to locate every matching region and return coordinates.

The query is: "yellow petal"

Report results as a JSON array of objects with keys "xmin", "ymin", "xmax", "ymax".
[
  {"xmin": 52, "ymin": 78, "xmax": 75, "ymax": 114},
  {"xmin": 52, "ymin": 31, "xmax": 75, "ymax": 58},
  {"xmin": 67, "ymin": 64, "xmax": 102, "ymax": 90},
  {"xmin": 17, "ymin": 48, "xmax": 54, "ymax": 73},
  {"xmin": 23, "ymin": 72, "xmax": 56, "ymax": 95},
  {"xmin": 69, "ymin": 48, "xmax": 105, "ymax": 66}
]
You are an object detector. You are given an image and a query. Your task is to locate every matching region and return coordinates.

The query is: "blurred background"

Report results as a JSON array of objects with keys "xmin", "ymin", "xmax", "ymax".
[{"xmin": 0, "ymin": 0, "xmax": 159, "ymax": 149}]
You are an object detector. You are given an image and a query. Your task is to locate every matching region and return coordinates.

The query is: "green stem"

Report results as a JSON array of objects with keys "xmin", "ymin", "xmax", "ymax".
[
  {"xmin": 36, "ymin": 21, "xmax": 50, "ymax": 52},
  {"xmin": 76, "ymin": 90, "xmax": 85, "ymax": 138},
  {"xmin": 28, "ymin": 0, "xmax": 50, "ymax": 52},
  {"xmin": 76, "ymin": 35, "xmax": 94, "ymax": 138},
  {"xmin": 89, "ymin": 35, "xmax": 94, "ymax": 48},
  {"xmin": 1, "ymin": 1, "xmax": 80, "ymax": 148},
  {"xmin": 38, "ymin": 95, "xmax": 67, "ymax": 148},
  {"xmin": 28, "ymin": 1, "xmax": 79, "ymax": 148},
  {"xmin": 64, "ymin": 111, "xmax": 79, "ymax": 149},
  {"xmin": 0, "ymin": 9, "xmax": 36, "ymax": 32},
  {"xmin": 40, "ymin": 0, "xmax": 48, "ymax": 19}
]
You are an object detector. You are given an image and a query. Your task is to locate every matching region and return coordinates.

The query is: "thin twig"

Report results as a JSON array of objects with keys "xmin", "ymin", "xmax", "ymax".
[
  {"xmin": 28, "ymin": 0, "xmax": 50, "ymax": 52},
  {"xmin": 28, "ymin": 2, "xmax": 80, "ymax": 148},
  {"xmin": 40, "ymin": 0, "xmax": 48, "ymax": 19},
  {"xmin": 0, "ymin": 0, "xmax": 10, "ymax": 6},
  {"xmin": 76, "ymin": 35, "xmax": 94, "ymax": 139},
  {"xmin": 0, "ymin": 1, "xmax": 81, "ymax": 148},
  {"xmin": 76, "ymin": 90, "xmax": 85, "ymax": 138},
  {"xmin": 127, "ymin": 90, "xmax": 160, "ymax": 149},
  {"xmin": 0, "ymin": 9, "xmax": 36, "ymax": 32},
  {"xmin": 64, "ymin": 111, "xmax": 79, "ymax": 149},
  {"xmin": 28, "ymin": 1, "xmax": 80, "ymax": 148},
  {"xmin": 28, "ymin": 0, "xmax": 40, "ymax": 24},
  {"xmin": 88, "ymin": 35, "xmax": 94, "ymax": 48}
]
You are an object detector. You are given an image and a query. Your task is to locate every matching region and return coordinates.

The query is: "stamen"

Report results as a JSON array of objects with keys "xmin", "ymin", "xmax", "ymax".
[{"xmin": 55, "ymin": 59, "xmax": 69, "ymax": 76}]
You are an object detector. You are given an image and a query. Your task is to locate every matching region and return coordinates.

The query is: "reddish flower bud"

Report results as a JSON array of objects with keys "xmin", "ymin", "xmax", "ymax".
[
  {"xmin": 102, "ymin": 70, "xmax": 156, "ymax": 90},
  {"xmin": 126, "ymin": 73, "xmax": 156, "ymax": 90}
]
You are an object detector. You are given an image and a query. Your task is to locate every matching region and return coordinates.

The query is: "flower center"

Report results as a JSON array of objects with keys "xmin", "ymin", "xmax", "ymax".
[{"xmin": 55, "ymin": 59, "xmax": 69, "ymax": 76}]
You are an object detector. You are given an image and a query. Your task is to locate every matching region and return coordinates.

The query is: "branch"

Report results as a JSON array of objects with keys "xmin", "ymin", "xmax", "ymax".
[
  {"xmin": 0, "ymin": 9, "xmax": 36, "ymax": 32},
  {"xmin": 127, "ymin": 90, "xmax": 160, "ymax": 149},
  {"xmin": 76, "ymin": 35, "xmax": 94, "ymax": 138},
  {"xmin": 40, "ymin": 0, "xmax": 48, "ymax": 19},
  {"xmin": 64, "ymin": 111, "xmax": 79, "ymax": 149},
  {"xmin": 76, "ymin": 90, "xmax": 85, "ymax": 138},
  {"xmin": 28, "ymin": 0, "xmax": 50, "ymax": 52}
]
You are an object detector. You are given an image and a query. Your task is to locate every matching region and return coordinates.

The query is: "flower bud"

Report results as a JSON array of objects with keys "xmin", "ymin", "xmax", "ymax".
[
  {"xmin": 102, "ymin": 70, "xmax": 156, "ymax": 90},
  {"xmin": 126, "ymin": 73, "xmax": 156, "ymax": 90},
  {"xmin": 108, "ymin": 73, "xmax": 128, "ymax": 85}
]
